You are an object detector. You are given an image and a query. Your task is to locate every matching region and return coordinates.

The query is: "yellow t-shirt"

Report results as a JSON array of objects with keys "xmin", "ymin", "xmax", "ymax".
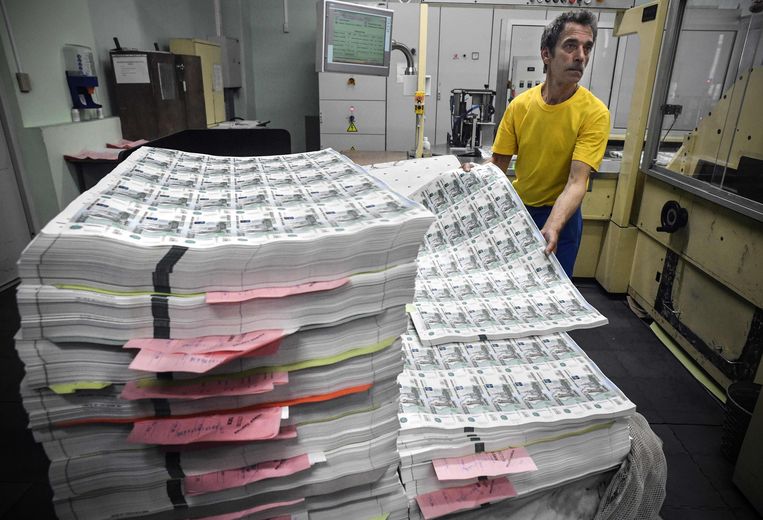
[{"xmin": 492, "ymin": 84, "xmax": 610, "ymax": 207}]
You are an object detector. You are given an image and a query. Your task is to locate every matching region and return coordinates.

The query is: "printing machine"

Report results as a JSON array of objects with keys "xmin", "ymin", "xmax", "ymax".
[
  {"xmin": 447, "ymin": 88, "xmax": 496, "ymax": 156},
  {"xmin": 320, "ymin": 0, "xmax": 762, "ymax": 390},
  {"xmin": 625, "ymin": 0, "xmax": 762, "ymax": 391}
]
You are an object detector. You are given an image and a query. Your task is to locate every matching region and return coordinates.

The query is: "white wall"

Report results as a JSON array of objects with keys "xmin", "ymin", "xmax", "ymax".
[
  {"xmin": 40, "ymin": 117, "xmax": 122, "ymax": 207},
  {"xmin": 0, "ymin": 0, "xmax": 99, "ymax": 127},
  {"xmin": 250, "ymin": 0, "xmax": 319, "ymax": 153}
]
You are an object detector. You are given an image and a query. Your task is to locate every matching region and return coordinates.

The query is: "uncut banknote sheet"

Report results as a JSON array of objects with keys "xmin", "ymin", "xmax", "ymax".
[
  {"xmin": 48, "ymin": 146, "xmax": 427, "ymax": 244},
  {"xmin": 19, "ymin": 146, "xmax": 433, "ymax": 293},
  {"xmin": 408, "ymin": 164, "xmax": 607, "ymax": 345},
  {"xmin": 398, "ymin": 329, "xmax": 634, "ymax": 431}
]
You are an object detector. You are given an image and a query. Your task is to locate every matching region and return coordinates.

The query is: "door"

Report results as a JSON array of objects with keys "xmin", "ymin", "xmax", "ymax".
[
  {"xmin": 152, "ymin": 53, "xmax": 187, "ymax": 138},
  {"xmin": 0, "ymin": 120, "xmax": 33, "ymax": 289},
  {"xmin": 177, "ymin": 55, "xmax": 206, "ymax": 130}
]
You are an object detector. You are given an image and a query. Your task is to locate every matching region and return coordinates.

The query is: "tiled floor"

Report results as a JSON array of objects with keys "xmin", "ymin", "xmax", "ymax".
[{"xmin": 0, "ymin": 281, "xmax": 759, "ymax": 519}]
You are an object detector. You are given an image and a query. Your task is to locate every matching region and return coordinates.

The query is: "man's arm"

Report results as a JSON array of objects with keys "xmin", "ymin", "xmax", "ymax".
[
  {"xmin": 462, "ymin": 152, "xmax": 512, "ymax": 173},
  {"xmin": 540, "ymin": 160, "xmax": 591, "ymax": 255},
  {"xmin": 489, "ymin": 152, "xmax": 512, "ymax": 174}
]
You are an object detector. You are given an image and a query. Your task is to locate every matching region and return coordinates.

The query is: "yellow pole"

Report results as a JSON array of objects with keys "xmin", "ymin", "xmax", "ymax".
[
  {"xmin": 594, "ymin": 0, "xmax": 670, "ymax": 293},
  {"xmin": 610, "ymin": 0, "xmax": 668, "ymax": 226},
  {"xmin": 415, "ymin": 3, "xmax": 428, "ymax": 158}
]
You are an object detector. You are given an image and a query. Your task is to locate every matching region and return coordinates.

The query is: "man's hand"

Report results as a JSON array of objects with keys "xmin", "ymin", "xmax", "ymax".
[
  {"xmin": 460, "ymin": 153, "xmax": 512, "ymax": 174},
  {"xmin": 540, "ymin": 224, "xmax": 560, "ymax": 255}
]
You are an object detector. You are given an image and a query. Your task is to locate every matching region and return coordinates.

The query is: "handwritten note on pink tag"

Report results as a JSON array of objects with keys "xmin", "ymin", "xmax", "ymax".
[
  {"xmin": 195, "ymin": 498, "xmax": 304, "ymax": 520},
  {"xmin": 165, "ymin": 425, "xmax": 297, "ymax": 451},
  {"xmin": 415, "ymin": 478, "xmax": 517, "ymax": 520},
  {"xmin": 127, "ymin": 407, "xmax": 283, "ymax": 445},
  {"xmin": 128, "ymin": 340, "xmax": 281, "ymax": 374},
  {"xmin": 125, "ymin": 329, "xmax": 285, "ymax": 355},
  {"xmin": 433, "ymin": 447, "xmax": 537, "ymax": 480},
  {"xmin": 206, "ymin": 278, "xmax": 349, "ymax": 304},
  {"xmin": 185, "ymin": 452, "xmax": 320, "ymax": 495},
  {"xmin": 120, "ymin": 372, "xmax": 288, "ymax": 400}
]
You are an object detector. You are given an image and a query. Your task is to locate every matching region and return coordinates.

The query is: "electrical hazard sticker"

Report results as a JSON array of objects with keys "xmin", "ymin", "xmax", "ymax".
[{"xmin": 347, "ymin": 121, "xmax": 358, "ymax": 132}]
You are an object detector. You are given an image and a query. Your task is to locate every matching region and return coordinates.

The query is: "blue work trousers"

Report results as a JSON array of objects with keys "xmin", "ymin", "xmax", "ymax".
[{"xmin": 525, "ymin": 205, "xmax": 583, "ymax": 278}]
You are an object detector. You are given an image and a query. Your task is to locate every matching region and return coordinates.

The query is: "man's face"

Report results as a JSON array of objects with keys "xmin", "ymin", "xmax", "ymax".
[{"xmin": 542, "ymin": 22, "xmax": 594, "ymax": 85}]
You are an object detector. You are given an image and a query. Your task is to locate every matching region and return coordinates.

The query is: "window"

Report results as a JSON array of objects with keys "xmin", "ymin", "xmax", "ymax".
[{"xmin": 643, "ymin": 0, "xmax": 763, "ymax": 220}]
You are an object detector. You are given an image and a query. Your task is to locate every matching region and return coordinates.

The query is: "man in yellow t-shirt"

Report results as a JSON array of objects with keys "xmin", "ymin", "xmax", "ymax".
[{"xmin": 485, "ymin": 10, "xmax": 610, "ymax": 277}]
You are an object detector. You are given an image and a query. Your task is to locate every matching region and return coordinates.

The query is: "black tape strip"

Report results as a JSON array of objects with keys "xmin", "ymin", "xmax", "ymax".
[
  {"xmin": 157, "ymin": 372, "xmax": 174, "ymax": 381},
  {"xmin": 152, "ymin": 295, "xmax": 171, "ymax": 339},
  {"xmin": 655, "ymin": 250, "xmax": 763, "ymax": 380},
  {"xmin": 153, "ymin": 246, "xmax": 188, "ymax": 294},
  {"xmin": 166, "ymin": 479, "xmax": 188, "ymax": 509},
  {"xmin": 463, "ymin": 427, "xmax": 474, "ymax": 433},
  {"xmin": 152, "ymin": 398, "xmax": 171, "ymax": 417},
  {"xmin": 165, "ymin": 452, "xmax": 185, "ymax": 479},
  {"xmin": 475, "ymin": 442, "xmax": 485, "ymax": 453},
  {"xmin": 478, "ymin": 334, "xmax": 488, "ymax": 341},
  {"xmin": 478, "ymin": 476, "xmax": 488, "ymax": 482}
]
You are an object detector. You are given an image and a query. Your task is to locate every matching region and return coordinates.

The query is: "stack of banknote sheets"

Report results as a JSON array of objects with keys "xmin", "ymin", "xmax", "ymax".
[
  {"xmin": 15, "ymin": 147, "xmax": 434, "ymax": 520},
  {"xmin": 395, "ymin": 164, "xmax": 634, "ymax": 519}
]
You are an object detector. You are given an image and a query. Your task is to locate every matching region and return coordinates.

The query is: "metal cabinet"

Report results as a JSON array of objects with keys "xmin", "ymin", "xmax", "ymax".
[
  {"xmin": 319, "ymin": 73, "xmax": 387, "ymax": 151},
  {"xmin": 110, "ymin": 50, "xmax": 204, "ymax": 140},
  {"xmin": 434, "ymin": 7, "xmax": 494, "ymax": 147},
  {"xmin": 169, "ymin": 39, "xmax": 225, "ymax": 126}
]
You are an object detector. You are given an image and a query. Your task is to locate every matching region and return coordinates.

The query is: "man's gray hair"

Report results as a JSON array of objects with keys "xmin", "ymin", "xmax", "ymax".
[{"xmin": 541, "ymin": 10, "xmax": 598, "ymax": 54}]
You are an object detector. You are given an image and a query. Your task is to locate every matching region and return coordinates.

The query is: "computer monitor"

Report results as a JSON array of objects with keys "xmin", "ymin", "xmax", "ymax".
[{"xmin": 316, "ymin": 0, "xmax": 393, "ymax": 77}]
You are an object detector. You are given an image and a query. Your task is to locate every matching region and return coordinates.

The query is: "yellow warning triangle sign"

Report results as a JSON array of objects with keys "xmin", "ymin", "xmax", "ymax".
[{"xmin": 346, "ymin": 121, "xmax": 358, "ymax": 132}]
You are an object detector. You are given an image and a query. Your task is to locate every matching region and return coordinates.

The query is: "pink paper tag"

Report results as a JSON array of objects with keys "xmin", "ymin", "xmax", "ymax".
[
  {"xmin": 125, "ymin": 329, "xmax": 285, "ymax": 355},
  {"xmin": 127, "ymin": 407, "xmax": 283, "ymax": 445},
  {"xmin": 195, "ymin": 498, "xmax": 304, "ymax": 520},
  {"xmin": 120, "ymin": 372, "xmax": 288, "ymax": 400},
  {"xmin": 185, "ymin": 453, "xmax": 314, "ymax": 496},
  {"xmin": 415, "ymin": 478, "xmax": 518, "ymax": 520},
  {"xmin": 164, "ymin": 425, "xmax": 297, "ymax": 451},
  {"xmin": 206, "ymin": 278, "xmax": 350, "ymax": 304},
  {"xmin": 432, "ymin": 447, "xmax": 538, "ymax": 480},
  {"xmin": 106, "ymin": 138, "xmax": 149, "ymax": 149},
  {"xmin": 128, "ymin": 340, "xmax": 281, "ymax": 374},
  {"xmin": 64, "ymin": 149, "xmax": 121, "ymax": 161}
]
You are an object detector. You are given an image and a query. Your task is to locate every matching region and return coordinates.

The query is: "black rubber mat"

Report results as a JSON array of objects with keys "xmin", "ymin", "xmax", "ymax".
[{"xmin": 571, "ymin": 280, "xmax": 759, "ymax": 520}]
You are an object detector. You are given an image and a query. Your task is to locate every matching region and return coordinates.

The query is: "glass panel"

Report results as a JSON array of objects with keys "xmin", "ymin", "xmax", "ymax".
[
  {"xmin": 158, "ymin": 62, "xmax": 176, "ymax": 101},
  {"xmin": 655, "ymin": 1, "xmax": 763, "ymax": 205},
  {"xmin": 611, "ymin": 34, "xmax": 639, "ymax": 131}
]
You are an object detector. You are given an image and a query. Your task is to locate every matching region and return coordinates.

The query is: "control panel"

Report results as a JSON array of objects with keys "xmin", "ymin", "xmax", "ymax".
[{"xmin": 510, "ymin": 56, "xmax": 545, "ymax": 98}]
